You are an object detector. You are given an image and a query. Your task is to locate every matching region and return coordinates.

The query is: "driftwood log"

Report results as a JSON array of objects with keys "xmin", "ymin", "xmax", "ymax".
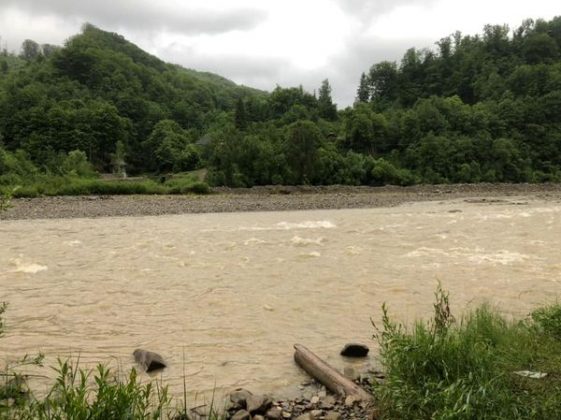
[{"xmin": 293, "ymin": 344, "xmax": 373, "ymax": 401}]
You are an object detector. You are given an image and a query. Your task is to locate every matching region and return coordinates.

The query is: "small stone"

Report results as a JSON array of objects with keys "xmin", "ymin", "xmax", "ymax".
[
  {"xmin": 345, "ymin": 395, "xmax": 359, "ymax": 407},
  {"xmin": 254, "ymin": 416, "xmax": 265, "ymax": 420},
  {"xmin": 295, "ymin": 414, "xmax": 314, "ymax": 420},
  {"xmin": 318, "ymin": 388, "xmax": 327, "ymax": 398},
  {"xmin": 231, "ymin": 409, "xmax": 250, "ymax": 420},
  {"xmin": 324, "ymin": 412, "xmax": 342, "ymax": 420},
  {"xmin": 311, "ymin": 409, "xmax": 323, "ymax": 417},
  {"xmin": 247, "ymin": 394, "xmax": 272, "ymax": 414},
  {"xmin": 320, "ymin": 395, "xmax": 336, "ymax": 409},
  {"xmin": 265, "ymin": 406, "xmax": 282, "ymax": 420},
  {"xmin": 282, "ymin": 411, "xmax": 292, "ymax": 418},
  {"xmin": 310, "ymin": 395, "xmax": 320, "ymax": 404},
  {"xmin": 344, "ymin": 366, "xmax": 359, "ymax": 380},
  {"xmin": 340, "ymin": 343, "xmax": 370, "ymax": 358}
]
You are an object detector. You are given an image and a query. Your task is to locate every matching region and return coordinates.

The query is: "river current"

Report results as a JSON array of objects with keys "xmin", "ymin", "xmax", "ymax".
[{"xmin": 1, "ymin": 198, "xmax": 560, "ymax": 401}]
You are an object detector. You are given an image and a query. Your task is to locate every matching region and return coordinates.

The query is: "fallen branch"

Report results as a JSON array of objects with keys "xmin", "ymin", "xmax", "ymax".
[{"xmin": 293, "ymin": 344, "xmax": 373, "ymax": 401}]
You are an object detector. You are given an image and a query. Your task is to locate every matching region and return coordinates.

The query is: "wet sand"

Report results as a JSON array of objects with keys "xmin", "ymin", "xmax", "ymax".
[{"xmin": 3, "ymin": 183, "xmax": 561, "ymax": 220}]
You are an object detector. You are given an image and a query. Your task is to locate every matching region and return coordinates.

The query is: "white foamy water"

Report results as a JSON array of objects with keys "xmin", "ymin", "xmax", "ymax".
[
  {"xmin": 9, "ymin": 257, "xmax": 48, "ymax": 274},
  {"xmin": 0, "ymin": 198, "xmax": 560, "ymax": 401}
]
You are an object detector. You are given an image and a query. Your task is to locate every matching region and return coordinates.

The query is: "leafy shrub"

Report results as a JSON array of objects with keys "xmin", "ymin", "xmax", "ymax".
[
  {"xmin": 371, "ymin": 158, "xmax": 416, "ymax": 186},
  {"xmin": 373, "ymin": 288, "xmax": 561, "ymax": 419},
  {"xmin": 61, "ymin": 150, "xmax": 97, "ymax": 178},
  {"xmin": 532, "ymin": 304, "xmax": 561, "ymax": 340}
]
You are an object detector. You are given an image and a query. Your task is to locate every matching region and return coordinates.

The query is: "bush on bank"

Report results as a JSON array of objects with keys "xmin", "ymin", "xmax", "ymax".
[
  {"xmin": 373, "ymin": 287, "xmax": 561, "ymax": 419},
  {"xmin": 2, "ymin": 285, "xmax": 561, "ymax": 419}
]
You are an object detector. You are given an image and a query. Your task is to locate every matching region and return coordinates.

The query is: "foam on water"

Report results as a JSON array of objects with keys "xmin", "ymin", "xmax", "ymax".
[
  {"xmin": 236, "ymin": 220, "xmax": 336, "ymax": 231},
  {"xmin": 290, "ymin": 236, "xmax": 326, "ymax": 246},
  {"xmin": 276, "ymin": 221, "xmax": 336, "ymax": 230},
  {"xmin": 9, "ymin": 257, "xmax": 48, "ymax": 274},
  {"xmin": 468, "ymin": 251, "xmax": 533, "ymax": 265}
]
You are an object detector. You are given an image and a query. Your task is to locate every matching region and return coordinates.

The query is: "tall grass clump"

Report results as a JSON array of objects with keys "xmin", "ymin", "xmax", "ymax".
[
  {"xmin": 0, "ymin": 303, "xmax": 225, "ymax": 419},
  {"xmin": 19, "ymin": 360, "xmax": 170, "ymax": 420},
  {"xmin": 373, "ymin": 286, "xmax": 561, "ymax": 419},
  {"xmin": 0, "ymin": 303, "xmax": 44, "ymax": 414},
  {"xmin": 531, "ymin": 303, "xmax": 561, "ymax": 340}
]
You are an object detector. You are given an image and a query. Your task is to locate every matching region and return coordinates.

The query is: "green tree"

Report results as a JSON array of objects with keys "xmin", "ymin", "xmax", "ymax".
[
  {"xmin": 285, "ymin": 120, "xmax": 323, "ymax": 184},
  {"xmin": 368, "ymin": 61, "xmax": 399, "ymax": 106},
  {"xmin": 318, "ymin": 79, "xmax": 337, "ymax": 120},
  {"xmin": 234, "ymin": 97, "xmax": 248, "ymax": 130},
  {"xmin": 523, "ymin": 33, "xmax": 559, "ymax": 64},
  {"xmin": 61, "ymin": 150, "xmax": 96, "ymax": 177},
  {"xmin": 356, "ymin": 72, "xmax": 370, "ymax": 103},
  {"xmin": 143, "ymin": 120, "xmax": 197, "ymax": 172},
  {"xmin": 20, "ymin": 40, "xmax": 40, "ymax": 61},
  {"xmin": 110, "ymin": 140, "xmax": 127, "ymax": 177}
]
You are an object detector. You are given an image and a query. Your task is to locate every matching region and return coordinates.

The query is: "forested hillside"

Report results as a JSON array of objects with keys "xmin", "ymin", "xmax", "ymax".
[
  {"xmin": 0, "ymin": 24, "xmax": 265, "ymax": 176},
  {"xmin": 1, "ymin": 17, "xmax": 561, "ymax": 191}
]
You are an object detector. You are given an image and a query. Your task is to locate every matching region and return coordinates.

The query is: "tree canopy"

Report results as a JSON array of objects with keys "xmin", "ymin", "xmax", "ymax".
[{"xmin": 1, "ymin": 17, "xmax": 561, "ymax": 189}]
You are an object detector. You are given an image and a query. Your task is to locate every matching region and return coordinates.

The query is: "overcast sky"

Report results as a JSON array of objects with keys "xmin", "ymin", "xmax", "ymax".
[{"xmin": 0, "ymin": 0, "xmax": 559, "ymax": 106}]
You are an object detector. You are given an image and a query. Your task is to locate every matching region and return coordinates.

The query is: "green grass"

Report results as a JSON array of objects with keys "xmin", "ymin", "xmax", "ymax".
[
  {"xmin": 0, "ymin": 303, "xmax": 223, "ymax": 419},
  {"xmin": 1, "ymin": 359, "xmax": 225, "ymax": 420},
  {"xmin": 373, "ymin": 287, "xmax": 561, "ymax": 419},
  {"xmin": 18, "ymin": 360, "xmax": 171, "ymax": 420},
  {"xmin": 0, "ymin": 174, "xmax": 211, "ymax": 198}
]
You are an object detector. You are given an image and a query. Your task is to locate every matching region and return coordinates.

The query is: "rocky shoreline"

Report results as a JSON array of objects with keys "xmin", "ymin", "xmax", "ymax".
[
  {"xmin": 2, "ymin": 183, "xmax": 561, "ymax": 220},
  {"xmin": 186, "ymin": 365, "xmax": 383, "ymax": 420},
  {"xmin": 218, "ymin": 375, "xmax": 381, "ymax": 420}
]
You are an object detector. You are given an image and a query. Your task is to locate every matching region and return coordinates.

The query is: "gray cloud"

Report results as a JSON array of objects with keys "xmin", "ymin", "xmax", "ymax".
[
  {"xmin": 0, "ymin": 0, "xmax": 502, "ymax": 108},
  {"xmin": 156, "ymin": 33, "xmax": 433, "ymax": 108},
  {"xmin": 156, "ymin": 44, "xmax": 289, "ymax": 90},
  {"xmin": 3, "ymin": 0, "xmax": 266, "ymax": 35},
  {"xmin": 325, "ymin": 35, "xmax": 434, "ymax": 107},
  {"xmin": 336, "ymin": 0, "xmax": 439, "ymax": 23}
]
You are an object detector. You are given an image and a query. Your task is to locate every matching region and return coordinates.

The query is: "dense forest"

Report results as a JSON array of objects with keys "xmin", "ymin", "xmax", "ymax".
[{"xmin": 1, "ymin": 18, "xmax": 561, "ymax": 192}]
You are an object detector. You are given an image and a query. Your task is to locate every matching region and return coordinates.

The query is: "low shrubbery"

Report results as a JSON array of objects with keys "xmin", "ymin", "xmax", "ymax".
[
  {"xmin": 0, "ymin": 147, "xmax": 212, "ymax": 198},
  {"xmin": 373, "ymin": 287, "xmax": 561, "ymax": 419},
  {"xmin": 0, "ymin": 303, "xmax": 222, "ymax": 420}
]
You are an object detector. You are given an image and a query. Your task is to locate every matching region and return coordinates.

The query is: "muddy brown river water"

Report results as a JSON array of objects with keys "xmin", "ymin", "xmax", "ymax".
[{"xmin": 1, "ymin": 197, "xmax": 560, "ymax": 402}]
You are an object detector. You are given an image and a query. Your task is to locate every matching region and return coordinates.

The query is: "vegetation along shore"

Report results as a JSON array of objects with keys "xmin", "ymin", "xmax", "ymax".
[{"xmin": 2, "ymin": 289, "xmax": 561, "ymax": 419}]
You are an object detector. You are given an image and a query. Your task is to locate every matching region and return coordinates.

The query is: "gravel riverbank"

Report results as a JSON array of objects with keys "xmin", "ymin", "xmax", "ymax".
[{"xmin": 2, "ymin": 183, "xmax": 561, "ymax": 220}]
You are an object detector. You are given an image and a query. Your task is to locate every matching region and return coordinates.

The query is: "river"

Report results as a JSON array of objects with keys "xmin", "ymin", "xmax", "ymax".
[{"xmin": 0, "ymin": 197, "xmax": 560, "ymax": 402}]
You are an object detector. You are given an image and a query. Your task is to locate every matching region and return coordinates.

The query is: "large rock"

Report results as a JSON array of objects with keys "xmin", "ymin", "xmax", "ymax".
[
  {"xmin": 229, "ymin": 388, "xmax": 253, "ymax": 409},
  {"xmin": 231, "ymin": 409, "xmax": 250, "ymax": 420},
  {"xmin": 132, "ymin": 349, "xmax": 166, "ymax": 372},
  {"xmin": 246, "ymin": 394, "xmax": 272, "ymax": 414},
  {"xmin": 340, "ymin": 343, "xmax": 369, "ymax": 358}
]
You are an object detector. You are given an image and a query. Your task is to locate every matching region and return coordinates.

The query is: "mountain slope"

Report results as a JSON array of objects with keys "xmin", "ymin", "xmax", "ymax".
[{"xmin": 0, "ymin": 24, "xmax": 265, "ymax": 172}]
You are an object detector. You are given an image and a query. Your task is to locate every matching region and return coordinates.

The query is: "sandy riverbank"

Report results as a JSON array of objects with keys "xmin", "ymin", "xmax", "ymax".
[{"xmin": 2, "ymin": 183, "xmax": 561, "ymax": 220}]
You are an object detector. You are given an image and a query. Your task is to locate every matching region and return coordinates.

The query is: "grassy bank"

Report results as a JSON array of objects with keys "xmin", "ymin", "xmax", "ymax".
[
  {"xmin": 1, "ymin": 174, "xmax": 210, "ymax": 198},
  {"xmin": 373, "ymin": 287, "xmax": 561, "ymax": 419},
  {"xmin": 0, "ymin": 303, "xmax": 222, "ymax": 420},
  {"xmin": 0, "ymin": 148, "xmax": 211, "ymax": 198},
  {"xmin": 2, "ymin": 290, "xmax": 561, "ymax": 419}
]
